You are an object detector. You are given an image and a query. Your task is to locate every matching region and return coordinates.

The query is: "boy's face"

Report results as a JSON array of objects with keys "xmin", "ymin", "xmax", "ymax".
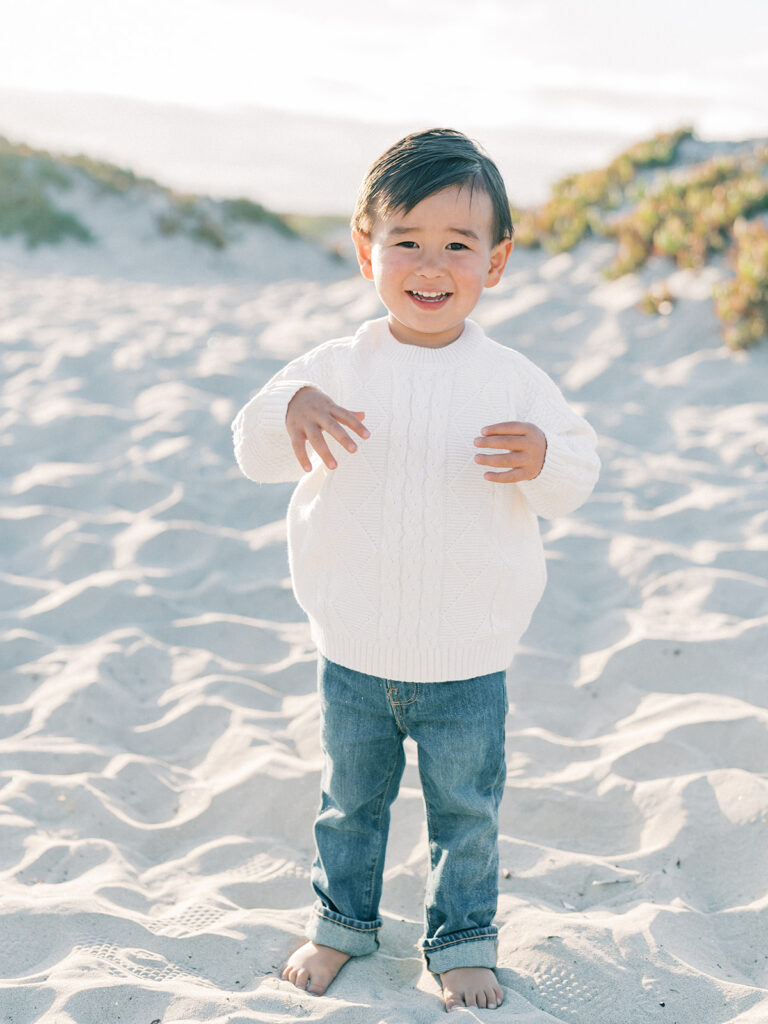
[{"xmin": 352, "ymin": 184, "xmax": 513, "ymax": 347}]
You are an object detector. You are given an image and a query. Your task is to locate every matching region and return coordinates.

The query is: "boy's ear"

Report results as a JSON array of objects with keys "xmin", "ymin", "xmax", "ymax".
[
  {"xmin": 351, "ymin": 229, "xmax": 375, "ymax": 281},
  {"xmin": 485, "ymin": 238, "xmax": 514, "ymax": 288}
]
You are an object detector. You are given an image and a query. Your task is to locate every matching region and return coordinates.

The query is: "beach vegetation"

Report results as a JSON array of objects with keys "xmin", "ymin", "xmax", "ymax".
[
  {"xmin": 223, "ymin": 197, "xmax": 297, "ymax": 237},
  {"xmin": 510, "ymin": 128, "xmax": 693, "ymax": 252},
  {"xmin": 638, "ymin": 280, "xmax": 675, "ymax": 316},
  {"xmin": 62, "ymin": 154, "xmax": 159, "ymax": 194},
  {"xmin": 602, "ymin": 153, "xmax": 768, "ymax": 278},
  {"xmin": 0, "ymin": 138, "xmax": 93, "ymax": 247},
  {"xmin": 713, "ymin": 217, "xmax": 768, "ymax": 349},
  {"xmin": 156, "ymin": 194, "xmax": 298, "ymax": 249},
  {"xmin": 281, "ymin": 212, "xmax": 350, "ymax": 260},
  {"xmin": 157, "ymin": 195, "xmax": 229, "ymax": 249},
  {"xmin": 512, "ymin": 130, "xmax": 768, "ymax": 348},
  {"xmin": 0, "ymin": 134, "xmax": 299, "ymax": 252}
]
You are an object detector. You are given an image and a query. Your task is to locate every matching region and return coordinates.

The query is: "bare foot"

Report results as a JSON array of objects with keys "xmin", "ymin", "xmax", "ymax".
[
  {"xmin": 440, "ymin": 967, "xmax": 504, "ymax": 1011},
  {"xmin": 281, "ymin": 940, "xmax": 351, "ymax": 995}
]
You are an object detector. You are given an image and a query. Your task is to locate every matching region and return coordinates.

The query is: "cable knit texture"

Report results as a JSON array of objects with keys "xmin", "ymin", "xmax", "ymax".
[{"xmin": 232, "ymin": 316, "xmax": 600, "ymax": 682}]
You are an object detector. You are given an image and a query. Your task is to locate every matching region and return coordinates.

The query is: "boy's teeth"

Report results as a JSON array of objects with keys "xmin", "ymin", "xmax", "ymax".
[{"xmin": 412, "ymin": 290, "xmax": 448, "ymax": 299}]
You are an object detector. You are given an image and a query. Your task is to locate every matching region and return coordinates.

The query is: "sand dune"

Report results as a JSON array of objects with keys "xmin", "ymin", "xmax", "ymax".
[{"xmin": 1, "ymin": 161, "xmax": 767, "ymax": 1023}]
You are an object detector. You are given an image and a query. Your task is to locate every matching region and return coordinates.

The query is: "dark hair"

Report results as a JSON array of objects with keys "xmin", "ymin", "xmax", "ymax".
[{"xmin": 351, "ymin": 128, "xmax": 514, "ymax": 245}]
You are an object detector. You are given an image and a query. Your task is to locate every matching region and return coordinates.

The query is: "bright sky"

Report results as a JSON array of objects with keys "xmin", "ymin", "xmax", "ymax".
[{"xmin": 3, "ymin": 0, "xmax": 768, "ymax": 138}]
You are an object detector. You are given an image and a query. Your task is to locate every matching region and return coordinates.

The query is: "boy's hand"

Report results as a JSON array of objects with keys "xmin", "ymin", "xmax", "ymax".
[
  {"xmin": 286, "ymin": 386, "xmax": 370, "ymax": 472},
  {"xmin": 474, "ymin": 421, "xmax": 547, "ymax": 482}
]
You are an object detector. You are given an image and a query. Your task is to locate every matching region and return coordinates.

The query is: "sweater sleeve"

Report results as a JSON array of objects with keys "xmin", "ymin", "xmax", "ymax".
[
  {"xmin": 231, "ymin": 341, "xmax": 337, "ymax": 484},
  {"xmin": 515, "ymin": 361, "xmax": 601, "ymax": 519}
]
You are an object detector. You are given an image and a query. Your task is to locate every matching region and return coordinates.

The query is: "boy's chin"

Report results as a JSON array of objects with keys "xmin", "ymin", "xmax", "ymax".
[{"xmin": 387, "ymin": 314, "xmax": 466, "ymax": 348}]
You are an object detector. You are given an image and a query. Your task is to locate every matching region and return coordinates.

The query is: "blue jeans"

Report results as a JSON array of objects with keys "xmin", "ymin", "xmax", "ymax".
[{"xmin": 306, "ymin": 654, "xmax": 508, "ymax": 974}]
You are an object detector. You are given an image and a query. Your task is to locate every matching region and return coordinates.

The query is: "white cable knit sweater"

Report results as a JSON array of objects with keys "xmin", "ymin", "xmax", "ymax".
[{"xmin": 232, "ymin": 316, "xmax": 600, "ymax": 682}]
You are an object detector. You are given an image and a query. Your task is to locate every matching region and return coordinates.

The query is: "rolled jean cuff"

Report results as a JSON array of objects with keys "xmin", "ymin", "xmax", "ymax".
[
  {"xmin": 421, "ymin": 929, "xmax": 498, "ymax": 973},
  {"xmin": 306, "ymin": 901, "xmax": 380, "ymax": 957}
]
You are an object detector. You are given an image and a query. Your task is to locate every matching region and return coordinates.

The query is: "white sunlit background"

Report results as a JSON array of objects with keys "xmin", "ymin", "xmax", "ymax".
[{"xmin": 1, "ymin": 0, "xmax": 767, "ymax": 214}]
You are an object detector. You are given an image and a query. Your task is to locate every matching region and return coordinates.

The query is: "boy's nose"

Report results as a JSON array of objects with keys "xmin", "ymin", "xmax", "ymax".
[{"xmin": 416, "ymin": 252, "xmax": 444, "ymax": 276}]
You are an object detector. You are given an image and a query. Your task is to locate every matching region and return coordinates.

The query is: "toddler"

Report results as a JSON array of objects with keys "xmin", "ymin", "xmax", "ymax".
[{"xmin": 232, "ymin": 128, "xmax": 600, "ymax": 1011}]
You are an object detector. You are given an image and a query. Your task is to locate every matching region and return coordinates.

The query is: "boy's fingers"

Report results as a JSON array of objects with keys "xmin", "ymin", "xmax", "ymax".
[
  {"xmin": 289, "ymin": 435, "xmax": 312, "ymax": 472},
  {"xmin": 306, "ymin": 426, "xmax": 338, "ymax": 469},
  {"xmin": 475, "ymin": 435, "xmax": 529, "ymax": 450},
  {"xmin": 481, "ymin": 421, "xmax": 531, "ymax": 436},
  {"xmin": 475, "ymin": 452, "xmax": 526, "ymax": 467},
  {"xmin": 333, "ymin": 406, "xmax": 370, "ymax": 438},
  {"xmin": 323, "ymin": 416, "xmax": 361, "ymax": 454}
]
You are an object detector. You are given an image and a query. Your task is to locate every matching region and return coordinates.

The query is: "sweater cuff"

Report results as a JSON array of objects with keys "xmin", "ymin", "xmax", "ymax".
[
  {"xmin": 517, "ymin": 432, "xmax": 575, "ymax": 504},
  {"xmin": 258, "ymin": 381, "xmax": 319, "ymax": 431}
]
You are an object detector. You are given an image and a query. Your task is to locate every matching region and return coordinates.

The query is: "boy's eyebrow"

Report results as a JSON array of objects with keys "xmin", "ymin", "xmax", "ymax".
[{"xmin": 386, "ymin": 225, "xmax": 481, "ymax": 240}]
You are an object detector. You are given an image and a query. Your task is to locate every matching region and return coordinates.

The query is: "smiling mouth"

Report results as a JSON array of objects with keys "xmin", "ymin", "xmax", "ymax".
[{"xmin": 408, "ymin": 290, "xmax": 452, "ymax": 303}]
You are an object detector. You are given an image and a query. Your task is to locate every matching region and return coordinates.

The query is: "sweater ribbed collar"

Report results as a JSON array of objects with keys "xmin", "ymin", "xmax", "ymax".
[{"xmin": 358, "ymin": 315, "xmax": 485, "ymax": 368}]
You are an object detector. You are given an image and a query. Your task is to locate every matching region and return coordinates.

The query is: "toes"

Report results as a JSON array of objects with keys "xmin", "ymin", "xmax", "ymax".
[
  {"xmin": 294, "ymin": 967, "xmax": 310, "ymax": 990},
  {"xmin": 486, "ymin": 986, "xmax": 503, "ymax": 1009},
  {"xmin": 444, "ymin": 987, "xmax": 503, "ymax": 1011}
]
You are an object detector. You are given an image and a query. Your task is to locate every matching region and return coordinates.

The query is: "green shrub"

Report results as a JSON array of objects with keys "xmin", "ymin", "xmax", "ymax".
[
  {"xmin": 713, "ymin": 217, "xmax": 768, "ymax": 349},
  {"xmin": 511, "ymin": 127, "xmax": 693, "ymax": 252},
  {"xmin": 0, "ymin": 133, "xmax": 325, "ymax": 253},
  {"xmin": 0, "ymin": 145, "xmax": 92, "ymax": 247},
  {"xmin": 156, "ymin": 195, "xmax": 229, "ymax": 249},
  {"xmin": 603, "ymin": 153, "xmax": 768, "ymax": 279},
  {"xmin": 638, "ymin": 280, "xmax": 675, "ymax": 316},
  {"xmin": 223, "ymin": 197, "xmax": 296, "ymax": 236},
  {"xmin": 510, "ymin": 129, "xmax": 767, "ymax": 348},
  {"xmin": 68, "ymin": 156, "xmax": 152, "ymax": 193}
]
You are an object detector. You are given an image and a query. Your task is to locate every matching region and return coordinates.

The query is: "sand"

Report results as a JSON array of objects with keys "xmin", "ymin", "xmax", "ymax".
[{"xmin": 1, "ymin": 171, "xmax": 767, "ymax": 1023}]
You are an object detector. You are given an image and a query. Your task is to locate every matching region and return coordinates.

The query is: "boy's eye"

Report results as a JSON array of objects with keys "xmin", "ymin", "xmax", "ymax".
[{"xmin": 393, "ymin": 240, "xmax": 469, "ymax": 250}]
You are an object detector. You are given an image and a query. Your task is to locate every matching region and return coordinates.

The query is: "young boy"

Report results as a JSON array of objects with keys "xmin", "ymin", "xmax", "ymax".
[{"xmin": 232, "ymin": 128, "xmax": 600, "ymax": 1011}]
